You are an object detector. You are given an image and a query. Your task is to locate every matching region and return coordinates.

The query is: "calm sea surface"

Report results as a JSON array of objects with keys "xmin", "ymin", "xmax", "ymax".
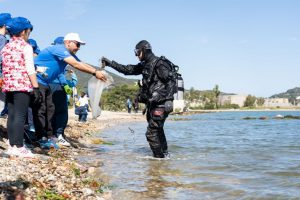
[{"xmin": 94, "ymin": 111, "xmax": 300, "ymax": 200}]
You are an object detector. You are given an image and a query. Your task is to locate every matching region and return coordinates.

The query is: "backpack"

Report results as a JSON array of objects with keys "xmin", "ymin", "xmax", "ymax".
[
  {"xmin": 154, "ymin": 56, "xmax": 183, "ymax": 97},
  {"xmin": 136, "ymin": 56, "xmax": 183, "ymax": 104}
]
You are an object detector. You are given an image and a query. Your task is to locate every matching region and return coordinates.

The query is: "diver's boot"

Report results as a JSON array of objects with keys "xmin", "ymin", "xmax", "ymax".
[{"xmin": 152, "ymin": 149, "xmax": 165, "ymax": 158}]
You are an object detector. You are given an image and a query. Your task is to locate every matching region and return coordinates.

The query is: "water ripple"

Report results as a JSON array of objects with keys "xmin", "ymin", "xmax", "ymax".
[{"xmin": 96, "ymin": 111, "xmax": 300, "ymax": 200}]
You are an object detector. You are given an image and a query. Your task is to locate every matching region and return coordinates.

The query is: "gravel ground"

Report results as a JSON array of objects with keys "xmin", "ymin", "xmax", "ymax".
[{"xmin": 0, "ymin": 109, "xmax": 144, "ymax": 200}]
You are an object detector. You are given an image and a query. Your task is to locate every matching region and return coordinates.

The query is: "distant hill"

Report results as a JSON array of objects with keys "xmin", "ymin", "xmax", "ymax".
[
  {"xmin": 270, "ymin": 87, "xmax": 300, "ymax": 101},
  {"xmin": 70, "ymin": 64, "xmax": 138, "ymax": 90}
]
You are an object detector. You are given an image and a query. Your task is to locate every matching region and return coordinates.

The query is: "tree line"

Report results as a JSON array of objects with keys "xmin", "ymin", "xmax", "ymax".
[{"xmin": 99, "ymin": 84, "xmax": 267, "ymax": 111}]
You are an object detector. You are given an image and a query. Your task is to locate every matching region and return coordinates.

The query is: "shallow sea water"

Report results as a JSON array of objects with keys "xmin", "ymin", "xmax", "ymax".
[{"xmin": 93, "ymin": 111, "xmax": 300, "ymax": 200}]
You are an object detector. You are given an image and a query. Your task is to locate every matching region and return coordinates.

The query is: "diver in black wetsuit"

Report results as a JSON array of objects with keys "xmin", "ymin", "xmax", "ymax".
[{"xmin": 102, "ymin": 40, "xmax": 176, "ymax": 158}]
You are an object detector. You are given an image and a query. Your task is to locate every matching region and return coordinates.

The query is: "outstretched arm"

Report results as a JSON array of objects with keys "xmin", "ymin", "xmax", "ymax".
[
  {"xmin": 64, "ymin": 56, "xmax": 106, "ymax": 81},
  {"xmin": 102, "ymin": 57, "xmax": 143, "ymax": 75}
]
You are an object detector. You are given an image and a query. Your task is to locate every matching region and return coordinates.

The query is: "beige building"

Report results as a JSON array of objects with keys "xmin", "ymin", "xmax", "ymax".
[
  {"xmin": 218, "ymin": 94, "xmax": 248, "ymax": 107},
  {"xmin": 296, "ymin": 96, "xmax": 300, "ymax": 105},
  {"xmin": 263, "ymin": 98, "xmax": 292, "ymax": 107}
]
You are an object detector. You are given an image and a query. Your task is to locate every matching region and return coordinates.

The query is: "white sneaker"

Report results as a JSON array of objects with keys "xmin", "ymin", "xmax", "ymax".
[
  {"xmin": 6, "ymin": 145, "xmax": 14, "ymax": 155},
  {"xmin": 6, "ymin": 145, "xmax": 35, "ymax": 158},
  {"xmin": 58, "ymin": 135, "xmax": 70, "ymax": 147}
]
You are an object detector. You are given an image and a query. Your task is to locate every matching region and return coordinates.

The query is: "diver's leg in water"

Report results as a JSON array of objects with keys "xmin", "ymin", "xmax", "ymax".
[
  {"xmin": 159, "ymin": 128, "xmax": 168, "ymax": 154},
  {"xmin": 145, "ymin": 107, "xmax": 167, "ymax": 158}
]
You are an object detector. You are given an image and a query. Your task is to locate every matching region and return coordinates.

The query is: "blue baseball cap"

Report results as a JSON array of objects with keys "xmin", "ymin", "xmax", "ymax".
[
  {"xmin": 28, "ymin": 38, "xmax": 40, "ymax": 54},
  {"xmin": 52, "ymin": 36, "xmax": 64, "ymax": 45},
  {"xmin": 0, "ymin": 13, "xmax": 12, "ymax": 27},
  {"xmin": 6, "ymin": 17, "xmax": 33, "ymax": 35}
]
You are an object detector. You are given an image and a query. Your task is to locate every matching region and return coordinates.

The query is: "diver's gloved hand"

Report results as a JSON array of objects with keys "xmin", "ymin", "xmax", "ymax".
[
  {"xmin": 33, "ymin": 87, "xmax": 42, "ymax": 105},
  {"xmin": 63, "ymin": 85, "xmax": 73, "ymax": 95},
  {"xmin": 101, "ymin": 57, "xmax": 112, "ymax": 67}
]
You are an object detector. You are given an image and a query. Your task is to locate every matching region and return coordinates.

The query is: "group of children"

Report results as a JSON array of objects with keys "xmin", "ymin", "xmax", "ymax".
[{"xmin": 0, "ymin": 12, "xmax": 106, "ymax": 158}]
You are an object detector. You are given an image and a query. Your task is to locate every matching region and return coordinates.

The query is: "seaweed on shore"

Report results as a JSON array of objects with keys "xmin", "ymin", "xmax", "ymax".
[
  {"xmin": 283, "ymin": 115, "xmax": 300, "ymax": 119},
  {"xmin": 168, "ymin": 117, "xmax": 191, "ymax": 121},
  {"xmin": 242, "ymin": 117, "xmax": 257, "ymax": 120},
  {"xmin": 242, "ymin": 115, "xmax": 300, "ymax": 120}
]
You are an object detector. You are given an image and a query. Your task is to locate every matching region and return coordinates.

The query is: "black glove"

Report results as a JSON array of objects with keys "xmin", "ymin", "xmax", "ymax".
[
  {"xmin": 101, "ymin": 57, "xmax": 112, "ymax": 67},
  {"xmin": 33, "ymin": 87, "xmax": 41, "ymax": 105}
]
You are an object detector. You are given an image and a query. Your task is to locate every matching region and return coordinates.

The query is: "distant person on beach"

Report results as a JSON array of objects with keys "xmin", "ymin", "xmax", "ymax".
[
  {"xmin": 33, "ymin": 32, "xmax": 107, "ymax": 147},
  {"xmin": 102, "ymin": 40, "xmax": 175, "ymax": 158},
  {"xmin": 75, "ymin": 91, "xmax": 89, "ymax": 122},
  {"xmin": 133, "ymin": 98, "xmax": 139, "ymax": 113},
  {"xmin": 1, "ymin": 17, "xmax": 40, "ymax": 158},
  {"xmin": 126, "ymin": 98, "xmax": 132, "ymax": 113}
]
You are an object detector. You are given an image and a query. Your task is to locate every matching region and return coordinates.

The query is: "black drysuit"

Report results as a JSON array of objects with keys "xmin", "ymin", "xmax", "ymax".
[{"xmin": 110, "ymin": 52, "xmax": 174, "ymax": 158}]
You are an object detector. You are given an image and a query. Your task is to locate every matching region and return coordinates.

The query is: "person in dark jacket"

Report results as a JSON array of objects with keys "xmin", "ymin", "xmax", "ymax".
[{"xmin": 102, "ymin": 40, "xmax": 175, "ymax": 158}]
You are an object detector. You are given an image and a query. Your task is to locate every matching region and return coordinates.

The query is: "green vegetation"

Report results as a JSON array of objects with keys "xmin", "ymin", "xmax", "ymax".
[
  {"xmin": 270, "ymin": 87, "xmax": 300, "ymax": 103},
  {"xmin": 213, "ymin": 84, "xmax": 221, "ymax": 109},
  {"xmin": 244, "ymin": 95, "xmax": 257, "ymax": 108},
  {"xmin": 101, "ymin": 84, "xmax": 140, "ymax": 111},
  {"xmin": 185, "ymin": 85, "xmax": 223, "ymax": 110},
  {"xmin": 256, "ymin": 97, "xmax": 265, "ymax": 106},
  {"xmin": 74, "ymin": 68, "xmax": 300, "ymax": 111},
  {"xmin": 71, "ymin": 166, "xmax": 81, "ymax": 177},
  {"xmin": 73, "ymin": 66, "xmax": 137, "ymax": 91},
  {"xmin": 185, "ymin": 87, "xmax": 211, "ymax": 109},
  {"xmin": 221, "ymin": 103, "xmax": 240, "ymax": 109},
  {"xmin": 37, "ymin": 190, "xmax": 66, "ymax": 200}
]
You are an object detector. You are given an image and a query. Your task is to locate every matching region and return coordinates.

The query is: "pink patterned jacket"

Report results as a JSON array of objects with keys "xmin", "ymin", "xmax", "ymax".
[{"xmin": 1, "ymin": 37, "xmax": 33, "ymax": 92}]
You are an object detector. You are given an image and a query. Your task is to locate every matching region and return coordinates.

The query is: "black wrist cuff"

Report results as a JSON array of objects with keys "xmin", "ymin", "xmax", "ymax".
[{"xmin": 92, "ymin": 69, "xmax": 97, "ymax": 76}]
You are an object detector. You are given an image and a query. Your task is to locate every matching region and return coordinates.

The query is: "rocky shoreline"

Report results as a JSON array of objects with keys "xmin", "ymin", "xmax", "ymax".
[{"xmin": 0, "ymin": 110, "xmax": 144, "ymax": 200}]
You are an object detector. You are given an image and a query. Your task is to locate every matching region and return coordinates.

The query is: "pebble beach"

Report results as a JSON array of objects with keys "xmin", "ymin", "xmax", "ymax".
[{"xmin": 0, "ymin": 108, "xmax": 144, "ymax": 200}]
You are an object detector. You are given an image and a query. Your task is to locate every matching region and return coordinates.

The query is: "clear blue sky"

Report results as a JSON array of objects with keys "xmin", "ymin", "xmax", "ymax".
[{"xmin": 2, "ymin": 0, "xmax": 300, "ymax": 97}]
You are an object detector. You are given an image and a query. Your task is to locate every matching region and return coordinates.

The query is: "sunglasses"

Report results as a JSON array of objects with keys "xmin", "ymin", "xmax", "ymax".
[{"xmin": 72, "ymin": 41, "xmax": 81, "ymax": 48}]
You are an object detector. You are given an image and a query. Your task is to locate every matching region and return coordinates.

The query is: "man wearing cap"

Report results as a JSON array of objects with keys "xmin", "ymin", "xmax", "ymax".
[
  {"xmin": 33, "ymin": 33, "xmax": 106, "ymax": 144},
  {"xmin": 0, "ymin": 13, "xmax": 12, "ymax": 118},
  {"xmin": 48, "ymin": 36, "xmax": 78, "ymax": 146}
]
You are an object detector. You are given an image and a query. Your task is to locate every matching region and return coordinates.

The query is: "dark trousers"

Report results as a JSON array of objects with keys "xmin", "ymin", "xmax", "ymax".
[
  {"xmin": 32, "ymin": 84, "xmax": 55, "ymax": 139},
  {"xmin": 49, "ymin": 83, "xmax": 68, "ymax": 137},
  {"xmin": 75, "ymin": 106, "xmax": 88, "ymax": 122},
  {"xmin": 6, "ymin": 92, "xmax": 30, "ymax": 146},
  {"xmin": 127, "ymin": 106, "xmax": 131, "ymax": 113},
  {"xmin": 146, "ymin": 104, "xmax": 169, "ymax": 158},
  {"xmin": 79, "ymin": 114, "xmax": 87, "ymax": 122}
]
